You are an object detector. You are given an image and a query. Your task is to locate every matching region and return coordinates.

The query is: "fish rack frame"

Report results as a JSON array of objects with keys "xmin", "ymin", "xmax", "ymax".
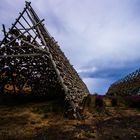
[
  {"xmin": 0, "ymin": 1, "xmax": 89, "ymax": 119},
  {"xmin": 107, "ymin": 68, "xmax": 140, "ymax": 95}
]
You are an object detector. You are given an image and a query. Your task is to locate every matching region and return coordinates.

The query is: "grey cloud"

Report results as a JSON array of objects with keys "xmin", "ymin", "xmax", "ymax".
[{"xmin": 0, "ymin": 0, "xmax": 140, "ymax": 94}]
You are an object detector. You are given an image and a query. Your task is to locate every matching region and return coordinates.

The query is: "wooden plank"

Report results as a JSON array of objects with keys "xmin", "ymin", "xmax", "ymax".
[
  {"xmin": 2, "ymin": 24, "xmax": 6, "ymax": 37},
  {"xmin": 0, "ymin": 53, "xmax": 41, "ymax": 58}
]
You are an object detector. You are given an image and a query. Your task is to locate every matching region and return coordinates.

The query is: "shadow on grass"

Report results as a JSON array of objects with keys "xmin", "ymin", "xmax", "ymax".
[
  {"xmin": 95, "ymin": 115, "xmax": 140, "ymax": 140},
  {"xmin": 0, "ymin": 93, "xmax": 62, "ymax": 103},
  {"xmin": 0, "ymin": 115, "xmax": 29, "ymax": 126},
  {"xmin": 0, "ymin": 124, "xmax": 89, "ymax": 140},
  {"xmin": 32, "ymin": 125, "xmax": 88, "ymax": 140}
]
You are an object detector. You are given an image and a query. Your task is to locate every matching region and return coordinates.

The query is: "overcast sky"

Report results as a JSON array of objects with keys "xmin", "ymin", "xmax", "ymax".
[{"xmin": 0, "ymin": 0, "xmax": 140, "ymax": 94}]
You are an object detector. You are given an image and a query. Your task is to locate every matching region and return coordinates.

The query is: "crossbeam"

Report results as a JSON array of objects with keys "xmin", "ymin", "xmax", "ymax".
[{"xmin": 0, "ymin": 53, "xmax": 41, "ymax": 58}]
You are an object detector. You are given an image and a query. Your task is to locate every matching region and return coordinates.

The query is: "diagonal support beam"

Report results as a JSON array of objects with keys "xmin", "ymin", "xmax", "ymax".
[{"xmin": 26, "ymin": 1, "xmax": 83, "ymax": 120}]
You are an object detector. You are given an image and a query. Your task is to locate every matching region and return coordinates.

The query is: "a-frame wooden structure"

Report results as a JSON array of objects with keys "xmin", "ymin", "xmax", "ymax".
[
  {"xmin": 107, "ymin": 68, "xmax": 140, "ymax": 96},
  {"xmin": 0, "ymin": 1, "xmax": 89, "ymax": 119}
]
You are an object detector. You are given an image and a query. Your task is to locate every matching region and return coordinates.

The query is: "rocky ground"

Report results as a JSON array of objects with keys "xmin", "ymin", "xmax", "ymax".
[{"xmin": 0, "ymin": 99, "xmax": 139, "ymax": 140}]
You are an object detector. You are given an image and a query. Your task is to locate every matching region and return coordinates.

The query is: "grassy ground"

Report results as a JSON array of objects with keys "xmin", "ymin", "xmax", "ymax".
[{"xmin": 0, "ymin": 96, "xmax": 139, "ymax": 140}]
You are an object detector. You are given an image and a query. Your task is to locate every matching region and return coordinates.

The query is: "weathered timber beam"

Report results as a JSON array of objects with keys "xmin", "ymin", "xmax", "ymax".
[
  {"xmin": 0, "ymin": 53, "xmax": 41, "ymax": 58},
  {"xmin": 2, "ymin": 24, "xmax": 6, "ymax": 37}
]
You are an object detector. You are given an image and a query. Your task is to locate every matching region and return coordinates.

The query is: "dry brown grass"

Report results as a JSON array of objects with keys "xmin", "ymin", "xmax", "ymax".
[
  {"xmin": 0, "ymin": 99, "xmax": 66, "ymax": 139},
  {"xmin": 0, "ymin": 96, "xmax": 139, "ymax": 140}
]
